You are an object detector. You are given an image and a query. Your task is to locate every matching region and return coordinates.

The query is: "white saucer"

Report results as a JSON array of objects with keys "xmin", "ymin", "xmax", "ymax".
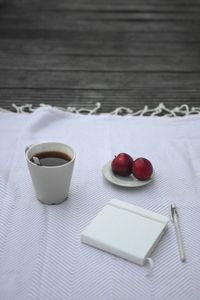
[{"xmin": 102, "ymin": 161, "xmax": 154, "ymax": 188}]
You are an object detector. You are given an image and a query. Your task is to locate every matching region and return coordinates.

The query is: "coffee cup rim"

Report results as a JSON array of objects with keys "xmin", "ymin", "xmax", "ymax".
[{"xmin": 25, "ymin": 142, "xmax": 76, "ymax": 168}]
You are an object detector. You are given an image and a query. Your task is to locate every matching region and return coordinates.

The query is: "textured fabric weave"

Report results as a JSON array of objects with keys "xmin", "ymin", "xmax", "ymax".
[{"xmin": 0, "ymin": 107, "xmax": 200, "ymax": 300}]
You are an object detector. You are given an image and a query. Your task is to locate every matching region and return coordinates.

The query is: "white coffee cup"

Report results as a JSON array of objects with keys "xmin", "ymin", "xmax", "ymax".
[{"xmin": 25, "ymin": 142, "xmax": 76, "ymax": 205}]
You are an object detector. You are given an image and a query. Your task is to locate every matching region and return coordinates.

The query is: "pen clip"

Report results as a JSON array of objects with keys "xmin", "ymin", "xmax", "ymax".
[{"xmin": 170, "ymin": 203, "xmax": 178, "ymax": 222}]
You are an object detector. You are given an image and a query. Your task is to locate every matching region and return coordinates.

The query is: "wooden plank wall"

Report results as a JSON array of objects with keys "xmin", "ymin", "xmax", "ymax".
[{"xmin": 0, "ymin": 0, "xmax": 200, "ymax": 113}]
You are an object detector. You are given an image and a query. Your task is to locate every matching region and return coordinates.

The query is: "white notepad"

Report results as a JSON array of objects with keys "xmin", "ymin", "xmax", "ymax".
[{"xmin": 81, "ymin": 199, "xmax": 168, "ymax": 265}]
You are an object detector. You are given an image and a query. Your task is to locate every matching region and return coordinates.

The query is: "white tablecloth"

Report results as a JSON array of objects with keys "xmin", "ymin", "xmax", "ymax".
[{"xmin": 0, "ymin": 106, "xmax": 200, "ymax": 300}]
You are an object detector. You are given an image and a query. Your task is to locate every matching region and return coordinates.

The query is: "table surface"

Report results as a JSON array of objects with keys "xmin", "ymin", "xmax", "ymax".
[{"xmin": 0, "ymin": 0, "xmax": 200, "ymax": 113}]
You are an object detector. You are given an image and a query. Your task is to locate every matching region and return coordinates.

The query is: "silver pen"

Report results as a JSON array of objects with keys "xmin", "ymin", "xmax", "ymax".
[{"xmin": 170, "ymin": 203, "xmax": 186, "ymax": 262}]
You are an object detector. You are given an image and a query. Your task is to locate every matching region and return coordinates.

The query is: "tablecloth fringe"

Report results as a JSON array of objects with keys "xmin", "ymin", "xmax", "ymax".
[{"xmin": 1, "ymin": 102, "xmax": 200, "ymax": 116}]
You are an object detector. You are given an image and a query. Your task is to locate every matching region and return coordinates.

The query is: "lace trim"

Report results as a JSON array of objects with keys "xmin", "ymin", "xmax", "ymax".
[{"xmin": 1, "ymin": 102, "xmax": 200, "ymax": 116}]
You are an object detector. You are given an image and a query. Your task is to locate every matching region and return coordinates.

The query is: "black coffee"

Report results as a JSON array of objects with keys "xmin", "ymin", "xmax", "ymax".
[{"xmin": 31, "ymin": 151, "xmax": 71, "ymax": 166}]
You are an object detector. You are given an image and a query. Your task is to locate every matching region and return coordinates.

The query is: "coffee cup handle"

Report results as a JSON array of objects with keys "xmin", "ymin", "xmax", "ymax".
[{"xmin": 25, "ymin": 144, "xmax": 34, "ymax": 153}]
